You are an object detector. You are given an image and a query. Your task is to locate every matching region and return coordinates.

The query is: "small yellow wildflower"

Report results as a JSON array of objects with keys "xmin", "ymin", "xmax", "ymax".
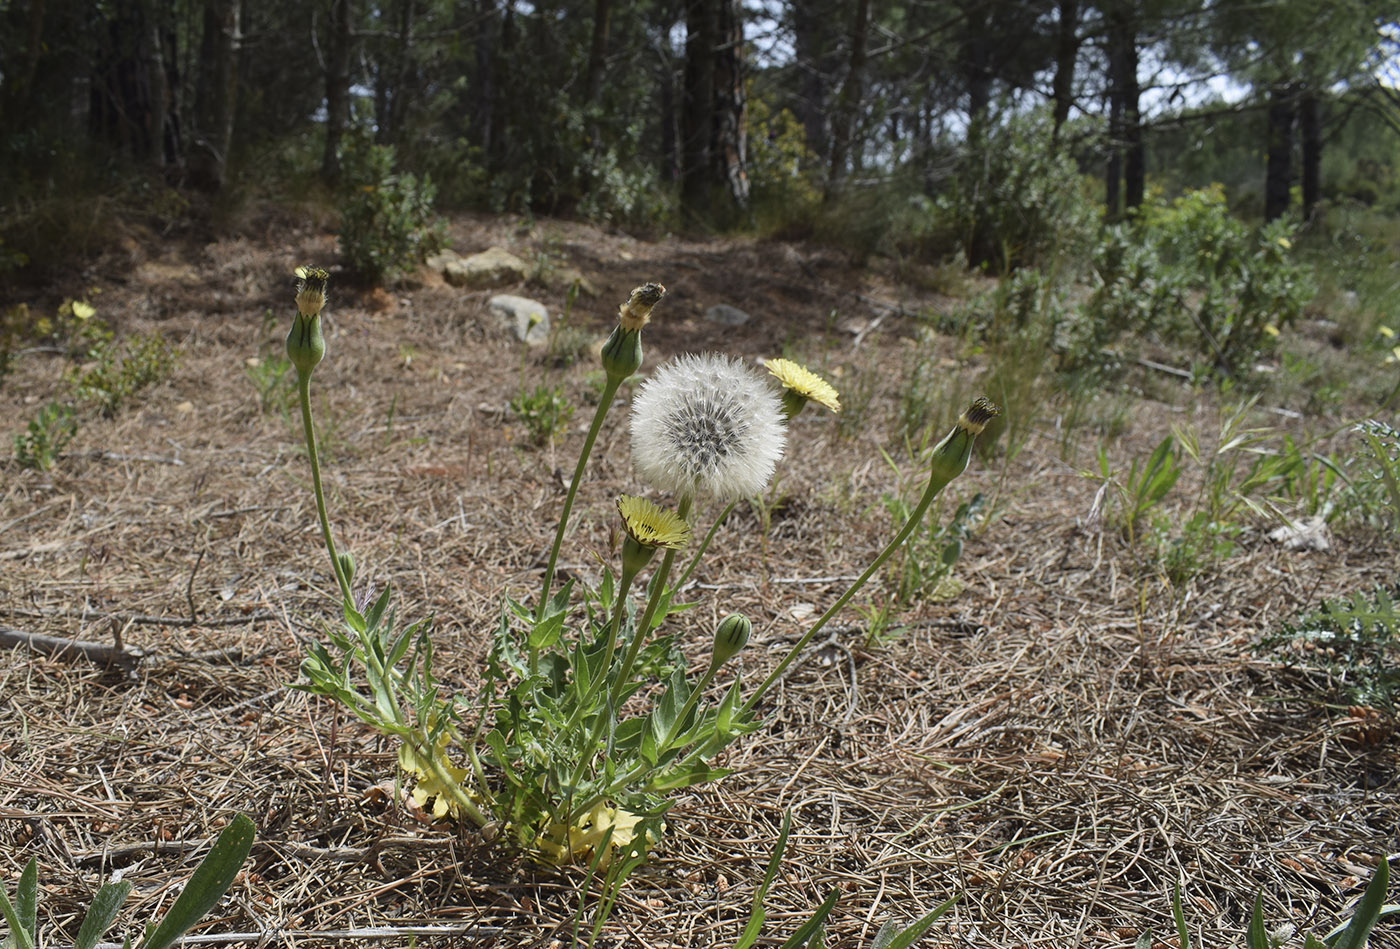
[
  {"xmin": 766, "ymin": 357, "xmax": 841, "ymax": 415},
  {"xmin": 71, "ymin": 301, "xmax": 96, "ymax": 321},
  {"xmin": 1378, "ymin": 325, "xmax": 1395, "ymax": 340},
  {"xmin": 535, "ymin": 801, "xmax": 655, "ymax": 866},
  {"xmin": 617, "ymin": 495, "xmax": 690, "ymax": 550},
  {"xmin": 1264, "ymin": 323, "xmax": 1280, "ymax": 338},
  {"xmin": 398, "ymin": 735, "xmax": 469, "ymax": 821}
]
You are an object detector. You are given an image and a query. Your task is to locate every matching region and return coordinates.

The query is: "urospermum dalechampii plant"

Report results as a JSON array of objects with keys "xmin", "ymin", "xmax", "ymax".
[{"xmin": 289, "ymin": 270, "xmax": 997, "ymax": 874}]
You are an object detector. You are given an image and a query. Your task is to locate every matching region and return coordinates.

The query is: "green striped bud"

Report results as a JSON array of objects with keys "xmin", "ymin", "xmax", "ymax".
[
  {"xmin": 928, "ymin": 398, "xmax": 1000, "ymax": 489},
  {"xmin": 287, "ymin": 267, "xmax": 329, "ymax": 377},
  {"xmin": 710, "ymin": 614, "xmax": 752, "ymax": 671},
  {"xmin": 600, "ymin": 325, "xmax": 642, "ymax": 383}
]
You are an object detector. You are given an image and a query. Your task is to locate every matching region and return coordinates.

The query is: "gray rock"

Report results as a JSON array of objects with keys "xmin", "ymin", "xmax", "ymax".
[
  {"xmin": 489, "ymin": 294, "xmax": 551, "ymax": 345},
  {"xmin": 705, "ymin": 303, "xmax": 751, "ymax": 327}
]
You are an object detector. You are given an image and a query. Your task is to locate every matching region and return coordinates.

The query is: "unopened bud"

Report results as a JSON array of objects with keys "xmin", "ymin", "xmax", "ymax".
[
  {"xmin": 710, "ymin": 614, "xmax": 752, "ymax": 670},
  {"xmin": 600, "ymin": 325, "xmax": 643, "ymax": 383},
  {"xmin": 287, "ymin": 267, "xmax": 330, "ymax": 376},
  {"xmin": 337, "ymin": 551, "xmax": 356, "ymax": 585}
]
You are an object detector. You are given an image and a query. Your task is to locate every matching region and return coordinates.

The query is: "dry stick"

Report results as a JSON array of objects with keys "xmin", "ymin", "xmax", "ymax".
[{"xmin": 0, "ymin": 626, "xmax": 144, "ymax": 668}]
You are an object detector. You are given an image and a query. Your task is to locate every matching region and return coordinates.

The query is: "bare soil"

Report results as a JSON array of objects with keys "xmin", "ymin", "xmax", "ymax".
[{"xmin": 1, "ymin": 211, "xmax": 1396, "ymax": 948}]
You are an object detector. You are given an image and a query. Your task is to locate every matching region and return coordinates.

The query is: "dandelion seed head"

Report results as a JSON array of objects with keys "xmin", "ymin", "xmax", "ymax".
[{"xmin": 630, "ymin": 353, "xmax": 786, "ymax": 502}]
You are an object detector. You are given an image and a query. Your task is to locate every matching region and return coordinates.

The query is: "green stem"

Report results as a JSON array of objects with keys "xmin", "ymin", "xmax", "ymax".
[
  {"xmin": 741, "ymin": 468, "xmax": 952, "ymax": 717},
  {"xmin": 608, "ymin": 495, "xmax": 692, "ymax": 707},
  {"xmin": 559, "ymin": 563, "xmax": 640, "ymax": 785},
  {"xmin": 532, "ymin": 375, "xmax": 623, "ymax": 673},
  {"xmin": 672, "ymin": 499, "xmax": 736, "ymax": 593},
  {"xmin": 297, "ymin": 372, "xmax": 353, "ymax": 606}
]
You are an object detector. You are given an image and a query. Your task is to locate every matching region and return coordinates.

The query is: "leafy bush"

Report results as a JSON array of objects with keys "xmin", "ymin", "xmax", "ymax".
[
  {"xmin": 1089, "ymin": 185, "xmax": 1315, "ymax": 376},
  {"xmin": 929, "ymin": 110, "xmax": 1098, "ymax": 272},
  {"xmin": 511, "ymin": 383, "xmax": 575, "ymax": 444},
  {"xmin": 337, "ymin": 132, "xmax": 447, "ymax": 284},
  {"xmin": 13, "ymin": 402, "xmax": 77, "ymax": 470}
]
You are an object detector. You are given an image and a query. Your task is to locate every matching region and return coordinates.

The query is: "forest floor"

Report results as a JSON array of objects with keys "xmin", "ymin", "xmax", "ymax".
[{"xmin": 0, "ymin": 210, "xmax": 1396, "ymax": 949}]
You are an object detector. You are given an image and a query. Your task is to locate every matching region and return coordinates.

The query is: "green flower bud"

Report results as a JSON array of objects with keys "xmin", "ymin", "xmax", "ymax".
[
  {"xmin": 620, "ymin": 532, "xmax": 658, "ymax": 576},
  {"xmin": 710, "ymin": 613, "xmax": 752, "ymax": 670},
  {"xmin": 928, "ymin": 397, "xmax": 1000, "ymax": 488},
  {"xmin": 600, "ymin": 325, "xmax": 643, "ymax": 383},
  {"xmin": 337, "ymin": 551, "xmax": 355, "ymax": 585},
  {"xmin": 287, "ymin": 267, "xmax": 329, "ymax": 377}
]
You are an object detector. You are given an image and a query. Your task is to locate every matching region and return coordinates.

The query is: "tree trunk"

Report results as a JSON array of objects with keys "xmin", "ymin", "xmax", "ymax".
[
  {"xmin": 470, "ymin": 0, "xmax": 499, "ymax": 160},
  {"xmin": 680, "ymin": 0, "xmax": 717, "ymax": 214},
  {"xmin": 1299, "ymin": 88, "xmax": 1321, "ymax": 221},
  {"xmin": 320, "ymin": 0, "xmax": 352, "ymax": 184},
  {"xmin": 1104, "ymin": 9, "xmax": 1140, "ymax": 216},
  {"xmin": 1051, "ymin": 0, "xmax": 1078, "ymax": 140},
  {"xmin": 191, "ymin": 0, "xmax": 239, "ymax": 192},
  {"xmin": 1265, "ymin": 82, "xmax": 1296, "ymax": 221},
  {"xmin": 713, "ymin": 0, "xmax": 748, "ymax": 210},
  {"xmin": 826, "ymin": 0, "xmax": 870, "ymax": 195},
  {"xmin": 960, "ymin": 3, "xmax": 992, "ymax": 136},
  {"xmin": 791, "ymin": 0, "xmax": 836, "ymax": 163},
  {"xmin": 584, "ymin": 0, "xmax": 611, "ymax": 105}
]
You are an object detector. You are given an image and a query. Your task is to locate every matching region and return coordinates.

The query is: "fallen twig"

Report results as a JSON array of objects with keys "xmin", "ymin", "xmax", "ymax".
[{"xmin": 0, "ymin": 626, "xmax": 144, "ymax": 668}]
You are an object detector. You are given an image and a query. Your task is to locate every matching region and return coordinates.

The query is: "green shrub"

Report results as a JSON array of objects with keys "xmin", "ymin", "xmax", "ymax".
[
  {"xmin": 337, "ymin": 132, "xmax": 447, "ymax": 284},
  {"xmin": 1090, "ymin": 185, "xmax": 1315, "ymax": 376},
  {"xmin": 13, "ymin": 402, "xmax": 77, "ymax": 470},
  {"xmin": 930, "ymin": 110, "xmax": 1098, "ymax": 272}
]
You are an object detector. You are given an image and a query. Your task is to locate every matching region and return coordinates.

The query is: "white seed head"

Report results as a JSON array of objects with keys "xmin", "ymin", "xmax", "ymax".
[{"xmin": 630, "ymin": 353, "xmax": 786, "ymax": 502}]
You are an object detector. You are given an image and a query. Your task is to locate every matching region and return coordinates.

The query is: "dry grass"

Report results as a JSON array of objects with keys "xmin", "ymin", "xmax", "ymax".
[{"xmin": 1, "ymin": 213, "xmax": 1396, "ymax": 948}]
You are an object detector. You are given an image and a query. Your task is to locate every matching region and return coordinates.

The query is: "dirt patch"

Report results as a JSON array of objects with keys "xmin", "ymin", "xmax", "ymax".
[{"xmin": 1, "ymin": 213, "xmax": 1395, "ymax": 948}]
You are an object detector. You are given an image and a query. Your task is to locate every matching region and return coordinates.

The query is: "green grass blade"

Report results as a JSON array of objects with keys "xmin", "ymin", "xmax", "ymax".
[
  {"xmin": 0, "ymin": 868, "xmax": 36, "ymax": 949},
  {"xmin": 1325, "ymin": 857, "xmax": 1391, "ymax": 949},
  {"xmin": 733, "ymin": 810, "xmax": 793, "ymax": 949},
  {"xmin": 138, "ymin": 814, "xmax": 255, "ymax": 949},
  {"xmin": 775, "ymin": 890, "xmax": 838, "ymax": 949},
  {"xmin": 75, "ymin": 880, "xmax": 133, "ymax": 949},
  {"xmin": 873, "ymin": 895, "xmax": 958, "ymax": 949},
  {"xmin": 1247, "ymin": 891, "xmax": 1269, "ymax": 949},
  {"xmin": 1172, "ymin": 883, "xmax": 1191, "ymax": 949}
]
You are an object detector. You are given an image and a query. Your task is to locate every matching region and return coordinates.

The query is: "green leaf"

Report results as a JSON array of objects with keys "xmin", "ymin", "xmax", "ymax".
[
  {"xmin": 1246, "ymin": 891, "xmax": 1269, "ymax": 949},
  {"xmin": 0, "ymin": 861, "xmax": 36, "ymax": 949},
  {"xmin": 1132, "ymin": 933, "xmax": 1152, "ymax": 949},
  {"xmin": 775, "ymin": 890, "xmax": 838, "ymax": 949},
  {"xmin": 138, "ymin": 814, "xmax": 255, "ymax": 949},
  {"xmin": 870, "ymin": 896, "xmax": 958, "ymax": 949},
  {"xmin": 75, "ymin": 880, "xmax": 133, "ymax": 949},
  {"xmin": 646, "ymin": 762, "xmax": 729, "ymax": 792},
  {"xmin": 1325, "ymin": 857, "xmax": 1391, "ymax": 949},
  {"xmin": 1172, "ymin": 884, "xmax": 1191, "ymax": 949},
  {"xmin": 15, "ymin": 858, "xmax": 36, "ymax": 945},
  {"xmin": 734, "ymin": 810, "xmax": 792, "ymax": 949}
]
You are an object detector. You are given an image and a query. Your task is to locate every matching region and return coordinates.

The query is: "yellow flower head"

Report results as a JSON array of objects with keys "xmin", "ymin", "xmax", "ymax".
[
  {"xmin": 1378, "ymin": 325, "xmax": 1395, "ymax": 340},
  {"xmin": 766, "ymin": 357, "xmax": 841, "ymax": 415},
  {"xmin": 71, "ymin": 301, "xmax": 96, "ymax": 321},
  {"xmin": 535, "ymin": 801, "xmax": 658, "ymax": 866},
  {"xmin": 295, "ymin": 265, "xmax": 330, "ymax": 317},
  {"xmin": 618, "ymin": 282, "xmax": 666, "ymax": 331},
  {"xmin": 398, "ymin": 734, "xmax": 469, "ymax": 821},
  {"xmin": 617, "ymin": 495, "xmax": 690, "ymax": 550}
]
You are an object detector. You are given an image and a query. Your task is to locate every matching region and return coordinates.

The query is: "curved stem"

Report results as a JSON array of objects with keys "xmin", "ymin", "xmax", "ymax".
[
  {"xmin": 672, "ymin": 499, "xmax": 736, "ymax": 593},
  {"xmin": 741, "ymin": 472, "xmax": 946, "ymax": 717},
  {"xmin": 533, "ymin": 375, "xmax": 623, "ymax": 673},
  {"xmin": 297, "ymin": 372, "xmax": 353, "ymax": 606},
  {"xmin": 608, "ymin": 495, "xmax": 692, "ymax": 707}
]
